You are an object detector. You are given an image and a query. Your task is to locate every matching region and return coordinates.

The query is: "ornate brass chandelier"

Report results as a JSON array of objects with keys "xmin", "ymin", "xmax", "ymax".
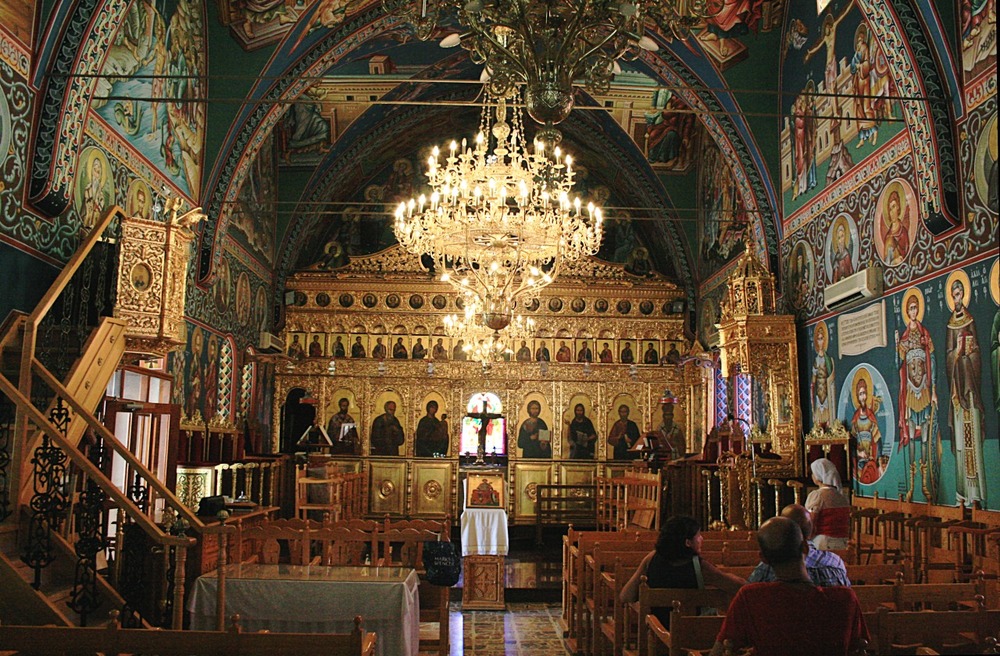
[
  {"xmin": 391, "ymin": 0, "xmax": 720, "ymax": 128},
  {"xmin": 394, "ymin": 87, "xmax": 604, "ymax": 329},
  {"xmin": 443, "ymin": 296, "xmax": 537, "ymax": 364}
]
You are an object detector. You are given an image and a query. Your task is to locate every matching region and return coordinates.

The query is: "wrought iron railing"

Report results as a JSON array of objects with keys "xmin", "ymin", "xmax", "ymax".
[{"xmin": 1, "ymin": 207, "xmax": 209, "ymax": 628}]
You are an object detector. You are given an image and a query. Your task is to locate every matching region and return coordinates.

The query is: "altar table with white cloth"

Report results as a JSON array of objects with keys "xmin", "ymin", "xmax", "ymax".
[
  {"xmin": 187, "ymin": 563, "xmax": 419, "ymax": 656},
  {"xmin": 461, "ymin": 507, "xmax": 509, "ymax": 556}
]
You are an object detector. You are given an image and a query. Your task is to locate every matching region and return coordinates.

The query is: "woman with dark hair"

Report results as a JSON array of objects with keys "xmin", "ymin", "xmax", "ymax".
[{"xmin": 621, "ymin": 515, "xmax": 744, "ymax": 625}]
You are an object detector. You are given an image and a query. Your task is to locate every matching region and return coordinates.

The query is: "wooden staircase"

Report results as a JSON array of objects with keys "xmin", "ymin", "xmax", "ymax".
[
  {"xmin": 0, "ymin": 312, "xmax": 130, "ymax": 626},
  {"xmin": 0, "ymin": 207, "xmax": 205, "ymax": 630}
]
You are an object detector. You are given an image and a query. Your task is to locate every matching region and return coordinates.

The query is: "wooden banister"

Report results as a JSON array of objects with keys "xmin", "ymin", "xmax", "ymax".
[{"xmin": 31, "ymin": 359, "xmax": 204, "ymax": 530}]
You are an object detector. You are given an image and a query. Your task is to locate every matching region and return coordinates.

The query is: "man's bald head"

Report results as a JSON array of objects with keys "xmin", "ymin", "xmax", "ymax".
[
  {"xmin": 758, "ymin": 516, "xmax": 806, "ymax": 566},
  {"xmin": 780, "ymin": 504, "xmax": 814, "ymax": 542}
]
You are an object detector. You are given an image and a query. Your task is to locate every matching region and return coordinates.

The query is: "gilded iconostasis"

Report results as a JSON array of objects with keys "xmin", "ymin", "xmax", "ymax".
[{"xmin": 0, "ymin": 1, "xmax": 996, "ymax": 507}]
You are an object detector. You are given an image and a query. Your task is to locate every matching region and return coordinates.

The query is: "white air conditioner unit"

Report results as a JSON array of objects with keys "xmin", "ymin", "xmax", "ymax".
[
  {"xmin": 259, "ymin": 331, "xmax": 286, "ymax": 354},
  {"xmin": 824, "ymin": 265, "xmax": 883, "ymax": 311}
]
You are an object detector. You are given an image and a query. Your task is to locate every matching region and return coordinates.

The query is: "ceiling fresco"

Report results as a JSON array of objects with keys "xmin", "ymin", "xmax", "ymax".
[{"xmin": 189, "ymin": 0, "xmax": 787, "ymax": 298}]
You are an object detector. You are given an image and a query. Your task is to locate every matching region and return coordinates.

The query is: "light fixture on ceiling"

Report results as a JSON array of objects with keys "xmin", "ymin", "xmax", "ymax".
[
  {"xmin": 443, "ymin": 296, "xmax": 537, "ymax": 364},
  {"xmin": 390, "ymin": 0, "xmax": 719, "ymax": 131},
  {"xmin": 394, "ymin": 87, "xmax": 603, "ymax": 328}
]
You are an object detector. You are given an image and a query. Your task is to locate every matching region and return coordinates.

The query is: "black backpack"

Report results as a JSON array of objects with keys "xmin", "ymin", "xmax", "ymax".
[{"xmin": 423, "ymin": 541, "xmax": 461, "ymax": 587}]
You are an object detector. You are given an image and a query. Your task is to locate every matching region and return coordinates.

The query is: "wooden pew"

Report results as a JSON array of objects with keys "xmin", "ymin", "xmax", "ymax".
[
  {"xmin": 718, "ymin": 546, "xmax": 761, "ymax": 567},
  {"xmin": 588, "ymin": 547, "xmax": 649, "ymax": 656},
  {"xmin": 0, "ymin": 611, "xmax": 376, "ymax": 655},
  {"xmin": 876, "ymin": 605, "xmax": 1000, "ymax": 655},
  {"xmin": 645, "ymin": 602, "xmax": 725, "ymax": 656},
  {"xmin": 564, "ymin": 528, "xmax": 656, "ymax": 648},
  {"xmin": 891, "ymin": 573, "xmax": 993, "ymax": 611},
  {"xmin": 594, "ymin": 555, "xmax": 649, "ymax": 656},
  {"xmin": 626, "ymin": 581, "xmax": 731, "ymax": 656},
  {"xmin": 847, "ymin": 562, "xmax": 911, "ymax": 585},
  {"xmin": 851, "ymin": 584, "xmax": 898, "ymax": 613}
]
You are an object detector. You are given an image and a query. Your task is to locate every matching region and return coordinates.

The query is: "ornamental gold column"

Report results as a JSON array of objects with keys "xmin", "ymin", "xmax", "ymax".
[{"xmin": 716, "ymin": 242, "xmax": 802, "ymax": 478}]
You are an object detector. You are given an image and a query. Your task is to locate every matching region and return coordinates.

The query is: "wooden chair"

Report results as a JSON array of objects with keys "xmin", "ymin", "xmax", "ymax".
[
  {"xmin": 241, "ymin": 525, "xmax": 310, "ymax": 565},
  {"xmin": 296, "ymin": 471, "xmax": 344, "ymax": 523},
  {"xmin": 622, "ymin": 472, "xmax": 663, "ymax": 531},
  {"xmin": 876, "ymin": 605, "xmax": 1000, "ymax": 655},
  {"xmin": 625, "ymin": 580, "xmax": 731, "ymax": 656},
  {"xmin": 645, "ymin": 602, "xmax": 725, "ymax": 656},
  {"xmin": 311, "ymin": 526, "xmax": 378, "ymax": 566},
  {"xmin": 379, "ymin": 526, "xmax": 452, "ymax": 656}
]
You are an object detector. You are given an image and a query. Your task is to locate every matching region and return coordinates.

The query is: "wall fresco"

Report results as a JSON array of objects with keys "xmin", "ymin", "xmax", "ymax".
[
  {"xmin": 698, "ymin": 138, "xmax": 747, "ymax": 278},
  {"xmin": 803, "ymin": 258, "xmax": 999, "ymax": 508},
  {"xmin": 780, "ymin": 0, "xmax": 904, "ymax": 219},
  {"xmin": 227, "ymin": 132, "xmax": 277, "ymax": 267},
  {"xmin": 92, "ymin": 0, "xmax": 206, "ymax": 198},
  {"xmin": 961, "ymin": 0, "xmax": 997, "ymax": 83}
]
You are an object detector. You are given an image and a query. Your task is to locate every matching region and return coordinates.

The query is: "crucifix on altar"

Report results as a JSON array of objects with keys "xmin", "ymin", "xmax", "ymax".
[{"xmin": 465, "ymin": 399, "xmax": 503, "ymax": 465}]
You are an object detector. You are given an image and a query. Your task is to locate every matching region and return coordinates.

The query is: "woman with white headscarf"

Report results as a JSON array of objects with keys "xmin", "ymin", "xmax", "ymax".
[{"xmin": 806, "ymin": 458, "xmax": 852, "ymax": 550}]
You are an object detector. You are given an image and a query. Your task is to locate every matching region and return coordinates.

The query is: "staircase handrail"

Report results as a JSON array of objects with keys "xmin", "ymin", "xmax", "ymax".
[
  {"xmin": 30, "ymin": 360, "xmax": 206, "ymax": 532},
  {"xmin": 0, "ymin": 371, "xmax": 194, "ymax": 548},
  {"xmin": 13, "ymin": 206, "xmax": 124, "ymax": 505},
  {"xmin": 0, "ymin": 311, "xmax": 26, "ymax": 353}
]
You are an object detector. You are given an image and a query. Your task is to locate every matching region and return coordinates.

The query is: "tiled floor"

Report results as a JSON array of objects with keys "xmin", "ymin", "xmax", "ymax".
[{"xmin": 420, "ymin": 602, "xmax": 571, "ymax": 655}]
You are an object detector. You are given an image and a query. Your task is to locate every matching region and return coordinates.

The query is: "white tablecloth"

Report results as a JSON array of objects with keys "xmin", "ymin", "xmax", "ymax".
[
  {"xmin": 187, "ymin": 564, "xmax": 420, "ymax": 656},
  {"xmin": 461, "ymin": 507, "xmax": 509, "ymax": 556}
]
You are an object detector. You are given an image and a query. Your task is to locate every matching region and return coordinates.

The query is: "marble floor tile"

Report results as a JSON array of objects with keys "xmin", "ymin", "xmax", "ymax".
[{"xmin": 419, "ymin": 602, "xmax": 570, "ymax": 655}]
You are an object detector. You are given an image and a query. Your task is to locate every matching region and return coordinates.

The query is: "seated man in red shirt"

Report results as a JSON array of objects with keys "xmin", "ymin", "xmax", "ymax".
[{"xmin": 709, "ymin": 516, "xmax": 869, "ymax": 656}]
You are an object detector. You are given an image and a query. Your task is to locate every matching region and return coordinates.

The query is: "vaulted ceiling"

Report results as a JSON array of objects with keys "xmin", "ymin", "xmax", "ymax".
[{"xmin": 194, "ymin": 1, "xmax": 785, "ymax": 303}]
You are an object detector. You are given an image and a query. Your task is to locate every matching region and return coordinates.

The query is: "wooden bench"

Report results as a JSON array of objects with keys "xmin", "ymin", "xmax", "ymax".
[
  {"xmin": 645, "ymin": 602, "xmax": 725, "ymax": 656},
  {"xmin": 876, "ymin": 605, "xmax": 1000, "ymax": 655},
  {"xmin": 0, "ymin": 611, "xmax": 376, "ymax": 655},
  {"xmin": 890, "ymin": 573, "xmax": 993, "ymax": 611},
  {"xmin": 563, "ymin": 528, "xmax": 656, "ymax": 651},
  {"xmin": 594, "ymin": 554, "xmax": 652, "ymax": 656},
  {"xmin": 847, "ymin": 562, "xmax": 911, "ymax": 585},
  {"xmin": 626, "ymin": 581, "xmax": 731, "ymax": 656},
  {"xmin": 583, "ymin": 544, "xmax": 651, "ymax": 656}
]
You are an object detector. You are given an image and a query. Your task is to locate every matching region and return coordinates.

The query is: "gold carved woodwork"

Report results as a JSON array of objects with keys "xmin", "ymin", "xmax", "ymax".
[
  {"xmin": 369, "ymin": 459, "xmax": 406, "ymax": 516},
  {"xmin": 273, "ymin": 362, "xmax": 694, "ymax": 462},
  {"xmin": 462, "ymin": 555, "xmax": 505, "ymax": 610},
  {"xmin": 175, "ymin": 466, "xmax": 214, "ymax": 510},
  {"xmin": 804, "ymin": 421, "xmax": 851, "ymax": 457},
  {"xmin": 411, "ymin": 461, "xmax": 454, "ymax": 517},
  {"xmin": 115, "ymin": 214, "xmax": 197, "ymax": 359},
  {"xmin": 558, "ymin": 463, "xmax": 597, "ymax": 487},
  {"xmin": 717, "ymin": 245, "xmax": 803, "ymax": 476},
  {"xmin": 511, "ymin": 463, "xmax": 552, "ymax": 522},
  {"xmin": 284, "ymin": 246, "xmax": 687, "ymax": 341}
]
